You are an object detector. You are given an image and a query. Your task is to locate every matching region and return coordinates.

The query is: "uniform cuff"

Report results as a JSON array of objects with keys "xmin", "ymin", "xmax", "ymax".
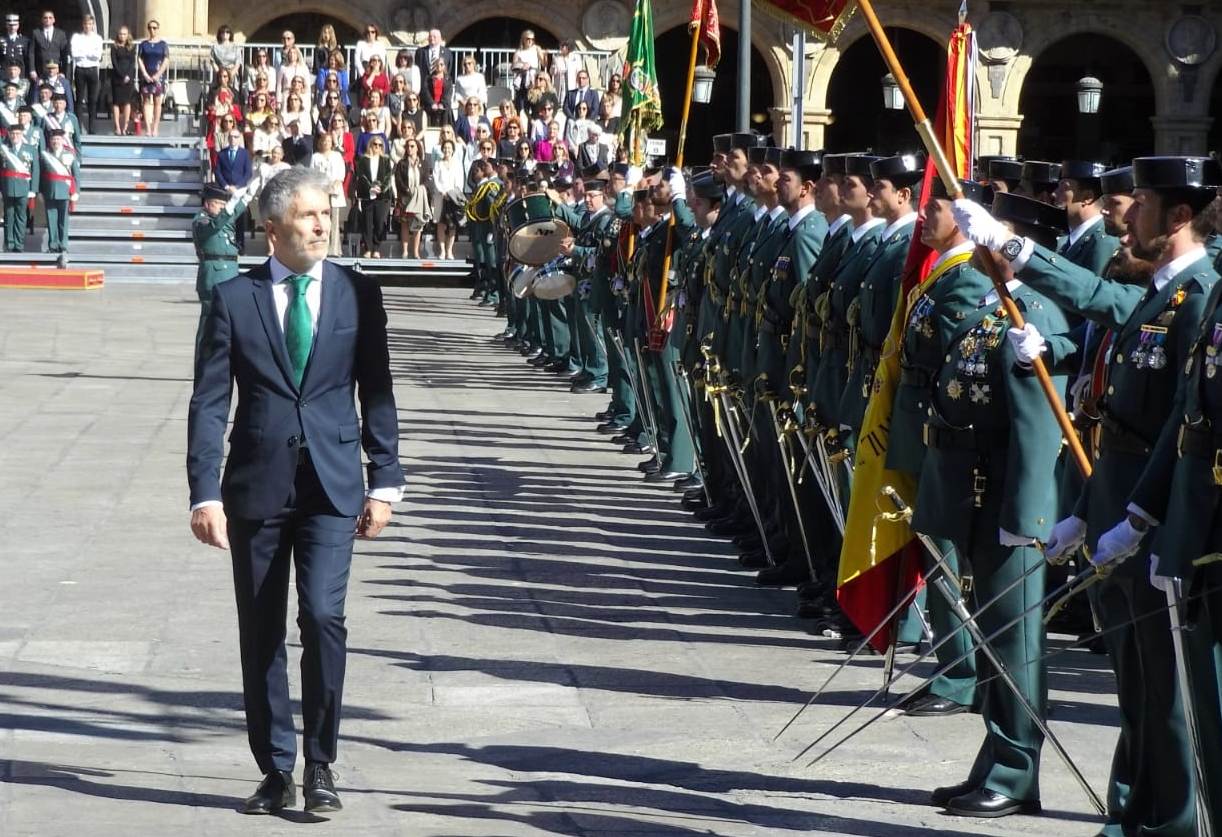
[
  {"xmin": 1127, "ymin": 503, "xmax": 1159, "ymax": 527},
  {"xmin": 1010, "ymin": 237, "xmax": 1036, "ymax": 273}
]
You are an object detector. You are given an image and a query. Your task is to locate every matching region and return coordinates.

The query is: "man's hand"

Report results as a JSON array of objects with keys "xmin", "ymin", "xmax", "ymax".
[
  {"xmin": 558, "ymin": 235, "xmax": 575, "ymax": 255},
  {"xmin": 190, "ymin": 504, "xmax": 229, "ymax": 549},
  {"xmin": 952, "ymin": 198, "xmax": 1012, "ymax": 252},
  {"xmin": 357, "ymin": 498, "xmax": 392, "ymax": 539}
]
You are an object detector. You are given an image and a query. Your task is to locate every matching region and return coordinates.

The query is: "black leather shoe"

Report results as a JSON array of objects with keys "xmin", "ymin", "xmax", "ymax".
[
  {"xmin": 528, "ymin": 355, "xmax": 551, "ymax": 367},
  {"xmin": 622, "ymin": 442, "xmax": 655, "ymax": 455},
  {"xmin": 706, "ymin": 517, "xmax": 751, "ymax": 537},
  {"xmin": 572, "ymin": 382, "xmax": 609, "ymax": 394},
  {"xmin": 681, "ymin": 494, "xmax": 709, "ymax": 511},
  {"xmin": 674, "ymin": 475, "xmax": 703, "ymax": 491},
  {"xmin": 469, "ymin": 288, "xmax": 482, "ymax": 300},
  {"xmin": 738, "ymin": 548, "xmax": 771, "ymax": 569},
  {"xmin": 241, "ymin": 770, "xmax": 295, "ymax": 815},
  {"xmin": 904, "ymin": 694, "xmax": 969, "ymax": 717},
  {"xmin": 477, "ymin": 297, "xmax": 496, "ymax": 307},
  {"xmin": 930, "ymin": 779, "xmax": 978, "ymax": 807},
  {"xmin": 756, "ymin": 561, "xmax": 808, "ymax": 587},
  {"xmin": 637, "ymin": 458, "xmax": 661, "ymax": 473},
  {"xmin": 303, "ymin": 762, "xmax": 342, "ymax": 814},
  {"xmin": 544, "ymin": 360, "xmax": 568, "ymax": 373},
  {"xmin": 594, "ymin": 410, "xmax": 613, "ymax": 421},
  {"xmin": 732, "ymin": 533, "xmax": 762, "ymax": 550},
  {"xmin": 693, "ymin": 504, "xmax": 731, "ymax": 522},
  {"xmin": 493, "ymin": 329, "xmax": 514, "ymax": 340},
  {"xmin": 597, "ymin": 422, "xmax": 629, "ymax": 434},
  {"xmin": 521, "ymin": 346, "xmax": 541, "ymax": 358},
  {"xmin": 568, "ymin": 369, "xmax": 589, "ymax": 380},
  {"xmin": 645, "ymin": 470, "xmax": 686, "ymax": 483},
  {"xmin": 945, "ymin": 788, "xmax": 1040, "ymax": 818}
]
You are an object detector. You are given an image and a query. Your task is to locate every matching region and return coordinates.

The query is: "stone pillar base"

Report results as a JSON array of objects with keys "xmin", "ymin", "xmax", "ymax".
[
  {"xmin": 1151, "ymin": 115, "xmax": 1213, "ymax": 155},
  {"xmin": 769, "ymin": 107, "xmax": 832, "ymax": 149},
  {"xmin": 976, "ymin": 114, "xmax": 1023, "ymax": 158}
]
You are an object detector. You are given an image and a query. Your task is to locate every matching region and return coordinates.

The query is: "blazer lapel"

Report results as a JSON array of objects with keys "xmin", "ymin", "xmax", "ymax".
[{"xmin": 250, "ymin": 264, "xmax": 298, "ymax": 390}]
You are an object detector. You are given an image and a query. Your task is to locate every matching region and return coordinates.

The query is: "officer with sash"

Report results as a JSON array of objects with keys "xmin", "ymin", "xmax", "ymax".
[
  {"xmin": 193, "ymin": 178, "xmax": 261, "ymax": 358},
  {"xmin": 38, "ymin": 127, "xmax": 77, "ymax": 254},
  {"xmin": 955, "ymin": 157, "xmax": 1221, "ymax": 834},
  {"xmin": 0, "ymin": 80, "xmax": 22, "ymax": 132},
  {"xmin": 887, "ymin": 178, "xmax": 992, "ymax": 717},
  {"xmin": 745, "ymin": 148, "xmax": 827, "ymax": 583},
  {"xmin": 465, "ymin": 158, "xmax": 502, "ymax": 307},
  {"xmin": 912, "ymin": 191, "xmax": 1072, "ymax": 817},
  {"xmin": 41, "ymin": 92, "xmax": 78, "ymax": 152},
  {"xmin": 0, "ymin": 120, "xmax": 36, "ymax": 251},
  {"xmin": 16, "ymin": 105, "xmax": 42, "ymax": 151}
]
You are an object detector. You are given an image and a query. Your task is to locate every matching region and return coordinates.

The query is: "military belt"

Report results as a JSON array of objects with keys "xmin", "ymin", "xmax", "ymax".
[
  {"xmin": 923, "ymin": 423, "xmax": 1010, "ymax": 452},
  {"xmin": 203, "ymin": 254, "xmax": 239, "ymax": 261},
  {"xmin": 1098, "ymin": 414, "xmax": 1153, "ymax": 457}
]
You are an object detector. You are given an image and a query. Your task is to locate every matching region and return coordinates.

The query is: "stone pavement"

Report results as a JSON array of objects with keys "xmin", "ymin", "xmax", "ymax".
[{"xmin": 0, "ymin": 284, "xmax": 1119, "ymax": 836}]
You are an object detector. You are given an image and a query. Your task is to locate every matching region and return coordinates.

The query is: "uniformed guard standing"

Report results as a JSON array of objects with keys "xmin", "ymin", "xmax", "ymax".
[
  {"xmin": 194, "ymin": 178, "xmax": 261, "ymax": 358},
  {"xmin": 962, "ymin": 157, "xmax": 1222, "ymax": 835},
  {"xmin": 561, "ymin": 176, "xmax": 616, "ymax": 394},
  {"xmin": 0, "ymin": 14, "xmax": 32, "ymax": 82},
  {"xmin": 0, "ymin": 120, "xmax": 36, "ymax": 251},
  {"xmin": 38, "ymin": 128, "xmax": 78, "ymax": 254},
  {"xmin": 466, "ymin": 159, "xmax": 502, "ymax": 308},
  {"xmin": 913, "ymin": 191, "xmax": 1072, "ymax": 818},
  {"xmin": 594, "ymin": 164, "xmax": 637, "ymax": 429}
]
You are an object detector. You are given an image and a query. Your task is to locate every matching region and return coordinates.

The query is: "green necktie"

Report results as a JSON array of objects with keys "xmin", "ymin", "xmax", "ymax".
[{"xmin": 284, "ymin": 274, "xmax": 314, "ymax": 387}]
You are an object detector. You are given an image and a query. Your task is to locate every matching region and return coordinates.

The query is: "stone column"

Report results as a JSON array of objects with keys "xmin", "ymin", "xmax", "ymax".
[
  {"xmin": 1151, "ymin": 115, "xmax": 1213, "ymax": 155},
  {"xmin": 975, "ymin": 114, "xmax": 1023, "ymax": 157},
  {"xmin": 137, "ymin": 0, "xmax": 203, "ymax": 37},
  {"xmin": 768, "ymin": 106, "xmax": 832, "ymax": 149}
]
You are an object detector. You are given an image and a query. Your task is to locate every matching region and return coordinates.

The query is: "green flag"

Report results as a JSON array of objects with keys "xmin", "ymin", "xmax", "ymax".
[{"xmin": 620, "ymin": 0, "xmax": 662, "ymax": 158}]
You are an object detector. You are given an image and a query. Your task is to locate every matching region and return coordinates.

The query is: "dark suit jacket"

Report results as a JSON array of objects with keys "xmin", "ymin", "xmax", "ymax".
[
  {"xmin": 452, "ymin": 114, "xmax": 490, "ymax": 144},
  {"xmin": 352, "ymin": 154, "xmax": 393, "ymax": 201},
  {"xmin": 187, "ymin": 260, "xmax": 403, "ymax": 520},
  {"xmin": 214, "ymin": 146, "xmax": 252, "ymax": 188},
  {"xmin": 420, "ymin": 74, "xmax": 452, "ymax": 123},
  {"xmin": 281, "ymin": 135, "xmax": 312, "ymax": 166},
  {"xmin": 30, "ymin": 27, "xmax": 69, "ymax": 77},
  {"xmin": 414, "ymin": 45, "xmax": 452, "ymax": 76},
  {"xmin": 563, "ymin": 87, "xmax": 600, "ymax": 120}
]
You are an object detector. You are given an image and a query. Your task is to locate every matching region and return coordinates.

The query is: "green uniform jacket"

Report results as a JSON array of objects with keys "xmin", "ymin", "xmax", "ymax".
[
  {"xmin": 38, "ymin": 147, "xmax": 79, "ymax": 200},
  {"xmin": 793, "ymin": 217, "xmax": 855, "ymax": 409},
  {"xmin": 739, "ymin": 210, "xmax": 790, "ymax": 378},
  {"xmin": 1058, "ymin": 219, "xmax": 1119, "ymax": 276},
  {"xmin": 695, "ymin": 194, "xmax": 751, "ymax": 357},
  {"xmin": 811, "ymin": 220, "xmax": 885, "ymax": 426},
  {"xmin": 193, "ymin": 193, "xmax": 251, "ymax": 296},
  {"xmin": 755, "ymin": 208, "xmax": 827, "ymax": 392},
  {"xmin": 0, "ymin": 140, "xmax": 38, "ymax": 198},
  {"xmin": 1020, "ymin": 246, "xmax": 1217, "ymax": 578},
  {"xmin": 886, "ymin": 252, "xmax": 995, "ymax": 475},
  {"xmin": 840, "ymin": 217, "xmax": 916, "ymax": 432},
  {"xmin": 912, "ymin": 285, "xmax": 1071, "ymax": 543}
]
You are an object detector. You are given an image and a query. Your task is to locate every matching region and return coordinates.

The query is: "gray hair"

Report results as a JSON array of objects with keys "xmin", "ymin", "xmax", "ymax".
[{"xmin": 258, "ymin": 166, "xmax": 331, "ymax": 222}]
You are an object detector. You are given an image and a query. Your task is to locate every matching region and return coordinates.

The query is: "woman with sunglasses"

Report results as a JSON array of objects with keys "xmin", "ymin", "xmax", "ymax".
[
  {"xmin": 246, "ymin": 70, "xmax": 277, "ymax": 113},
  {"xmin": 276, "ymin": 45, "xmax": 309, "ymax": 105},
  {"xmin": 312, "ymin": 90, "xmax": 344, "ymax": 136},
  {"xmin": 359, "ymin": 55, "xmax": 390, "ymax": 110},
  {"xmin": 454, "ymin": 54, "xmax": 487, "ymax": 113},
  {"xmin": 251, "ymin": 112, "xmax": 282, "ymax": 160},
  {"xmin": 136, "ymin": 19, "xmax": 168, "ymax": 136},
  {"xmin": 245, "ymin": 49, "xmax": 273, "ymax": 99},
  {"xmin": 511, "ymin": 29, "xmax": 546, "ymax": 112},
  {"xmin": 314, "ymin": 51, "xmax": 349, "ymax": 109},
  {"xmin": 400, "ymin": 90, "xmax": 426, "ymax": 137},
  {"xmin": 387, "ymin": 73, "xmax": 410, "ymax": 121},
  {"xmin": 355, "ymin": 24, "xmax": 387, "ymax": 80},
  {"xmin": 393, "ymin": 49, "xmax": 420, "ymax": 96},
  {"xmin": 353, "ymin": 135, "xmax": 393, "ymax": 258},
  {"xmin": 210, "ymin": 25, "xmax": 241, "ymax": 92},
  {"xmin": 422, "ymin": 59, "xmax": 452, "ymax": 129},
  {"xmin": 394, "ymin": 138, "xmax": 430, "ymax": 259}
]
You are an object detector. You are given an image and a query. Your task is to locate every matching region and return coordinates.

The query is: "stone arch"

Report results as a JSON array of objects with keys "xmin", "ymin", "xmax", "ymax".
[
  {"xmin": 431, "ymin": 4, "xmax": 587, "ymax": 50},
  {"xmin": 223, "ymin": 4, "xmax": 374, "ymax": 42}
]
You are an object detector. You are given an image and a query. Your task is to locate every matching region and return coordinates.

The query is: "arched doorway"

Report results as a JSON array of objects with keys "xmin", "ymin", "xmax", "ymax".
[
  {"xmin": 653, "ymin": 25, "xmax": 773, "ymax": 164},
  {"xmin": 450, "ymin": 18, "xmax": 560, "ymax": 50},
  {"xmin": 1018, "ymin": 34, "xmax": 1154, "ymax": 163},
  {"xmin": 825, "ymin": 28, "xmax": 943, "ymax": 153},
  {"xmin": 250, "ymin": 14, "xmax": 359, "ymax": 45}
]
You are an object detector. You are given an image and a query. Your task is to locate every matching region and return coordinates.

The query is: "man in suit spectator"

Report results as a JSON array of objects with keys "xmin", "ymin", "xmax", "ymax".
[
  {"xmin": 215, "ymin": 127, "xmax": 253, "ymax": 252},
  {"xmin": 29, "ymin": 10, "xmax": 70, "ymax": 84},
  {"xmin": 281, "ymin": 119, "xmax": 311, "ymax": 166},
  {"xmin": 562, "ymin": 69, "xmax": 599, "ymax": 120},
  {"xmin": 414, "ymin": 29, "xmax": 452, "ymax": 79},
  {"xmin": 1, "ymin": 14, "xmax": 33, "ymax": 80},
  {"xmin": 188, "ymin": 166, "xmax": 404, "ymax": 815}
]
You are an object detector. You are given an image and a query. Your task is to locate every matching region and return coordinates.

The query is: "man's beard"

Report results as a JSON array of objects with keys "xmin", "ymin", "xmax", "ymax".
[{"xmin": 1129, "ymin": 233, "xmax": 1165, "ymax": 262}]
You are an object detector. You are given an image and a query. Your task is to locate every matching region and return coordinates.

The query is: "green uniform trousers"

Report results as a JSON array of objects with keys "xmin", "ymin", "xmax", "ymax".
[
  {"xmin": 4, "ymin": 195, "xmax": 27, "ymax": 252},
  {"xmin": 44, "ymin": 198, "xmax": 68, "ymax": 252}
]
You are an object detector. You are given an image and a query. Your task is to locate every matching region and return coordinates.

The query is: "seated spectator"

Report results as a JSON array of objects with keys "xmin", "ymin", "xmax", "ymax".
[
  {"xmin": 365, "ymin": 89, "xmax": 391, "ymax": 136},
  {"xmin": 245, "ymin": 49, "xmax": 273, "ymax": 98},
  {"xmin": 206, "ymin": 112, "xmax": 240, "ymax": 168},
  {"xmin": 400, "ymin": 91, "xmax": 426, "ymax": 137},
  {"xmin": 596, "ymin": 94, "xmax": 620, "ymax": 135},
  {"xmin": 210, "ymin": 25, "xmax": 242, "ymax": 89},
  {"xmin": 453, "ymin": 98, "xmax": 491, "ymax": 144},
  {"xmin": 354, "ymin": 23, "xmax": 388, "ymax": 79},
  {"xmin": 513, "ymin": 138, "xmax": 534, "ymax": 168},
  {"xmin": 313, "ymin": 90, "xmax": 345, "ymax": 136},
  {"xmin": 552, "ymin": 142, "xmax": 574, "ymax": 181},
  {"xmin": 281, "ymin": 118, "xmax": 312, "ymax": 165},
  {"xmin": 392, "ymin": 49, "xmax": 420, "ymax": 96},
  {"xmin": 565, "ymin": 99, "xmax": 595, "ymax": 151},
  {"xmin": 243, "ymin": 92, "xmax": 274, "ymax": 139},
  {"xmin": 314, "ymin": 51, "xmax": 349, "ymax": 108},
  {"xmin": 525, "ymin": 73, "xmax": 559, "ymax": 120},
  {"xmin": 575, "ymin": 123, "xmax": 609, "ymax": 170},
  {"xmin": 310, "ymin": 130, "xmax": 347, "ymax": 255},
  {"xmin": 550, "ymin": 40, "xmax": 580, "ymax": 101},
  {"xmin": 562, "ymin": 69, "xmax": 600, "ymax": 120},
  {"xmin": 210, "ymin": 66, "xmax": 239, "ymax": 104},
  {"xmin": 492, "ymin": 99, "xmax": 526, "ymax": 141},
  {"xmin": 422, "ymin": 60, "xmax": 452, "ymax": 129},
  {"xmin": 251, "ymin": 113, "xmax": 283, "ymax": 160},
  {"xmin": 276, "ymin": 46, "xmax": 309, "ymax": 104},
  {"xmin": 467, "ymin": 123, "xmax": 494, "ymax": 165},
  {"xmin": 429, "ymin": 124, "xmax": 469, "ymax": 177},
  {"xmin": 388, "ymin": 117, "xmax": 417, "ymax": 164},
  {"xmin": 497, "ymin": 118, "xmax": 524, "ymax": 158},
  {"xmin": 280, "ymin": 90, "xmax": 311, "ymax": 137},
  {"xmin": 529, "ymin": 101, "xmax": 563, "ymax": 142},
  {"xmin": 251, "ymin": 145, "xmax": 290, "ymax": 230},
  {"xmin": 511, "ymin": 29, "xmax": 546, "ymax": 112},
  {"xmin": 246, "ymin": 71, "xmax": 277, "ymax": 112},
  {"xmin": 358, "ymin": 55, "xmax": 390, "ymax": 110},
  {"xmin": 387, "ymin": 73, "xmax": 410, "ymax": 121},
  {"xmin": 354, "ymin": 108, "xmax": 386, "ymax": 157},
  {"xmin": 533, "ymin": 120, "xmax": 563, "ymax": 162},
  {"xmin": 214, "ymin": 125, "xmax": 252, "ymax": 251},
  {"xmin": 453, "ymin": 55, "xmax": 487, "ymax": 112}
]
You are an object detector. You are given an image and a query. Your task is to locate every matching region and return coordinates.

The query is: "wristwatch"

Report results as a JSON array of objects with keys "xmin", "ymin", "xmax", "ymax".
[{"xmin": 1000, "ymin": 236, "xmax": 1025, "ymax": 262}]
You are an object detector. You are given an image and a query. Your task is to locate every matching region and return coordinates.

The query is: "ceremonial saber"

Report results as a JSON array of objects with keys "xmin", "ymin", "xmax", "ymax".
[
  {"xmin": 766, "ymin": 399, "xmax": 818, "ymax": 582},
  {"xmin": 1166, "ymin": 578, "xmax": 1216, "ymax": 837},
  {"xmin": 854, "ymin": 0, "xmax": 1091, "ymax": 479},
  {"xmin": 672, "ymin": 359, "xmax": 715, "ymax": 505},
  {"xmin": 633, "ymin": 336, "xmax": 664, "ymax": 464},
  {"xmin": 608, "ymin": 328, "xmax": 659, "ymax": 458}
]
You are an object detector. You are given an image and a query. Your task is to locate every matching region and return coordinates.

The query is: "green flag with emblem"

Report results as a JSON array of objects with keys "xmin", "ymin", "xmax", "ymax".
[{"xmin": 620, "ymin": 0, "xmax": 662, "ymax": 163}]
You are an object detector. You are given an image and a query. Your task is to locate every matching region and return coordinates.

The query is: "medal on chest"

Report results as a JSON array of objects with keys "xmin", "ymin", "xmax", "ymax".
[
  {"xmin": 955, "ymin": 310, "xmax": 1006, "ymax": 381},
  {"xmin": 772, "ymin": 256, "xmax": 791, "ymax": 285},
  {"xmin": 1134, "ymin": 324, "xmax": 1169, "ymax": 370},
  {"xmin": 1206, "ymin": 322, "xmax": 1222, "ymax": 379},
  {"xmin": 909, "ymin": 295, "xmax": 936, "ymax": 340}
]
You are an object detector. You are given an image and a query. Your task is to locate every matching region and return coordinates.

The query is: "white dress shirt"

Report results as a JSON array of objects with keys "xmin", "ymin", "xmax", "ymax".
[
  {"xmin": 69, "ymin": 32, "xmax": 103, "ymax": 68},
  {"xmin": 1066, "ymin": 213, "xmax": 1103, "ymax": 248},
  {"xmin": 787, "ymin": 203, "xmax": 816, "ymax": 231},
  {"xmin": 827, "ymin": 213, "xmax": 853, "ymax": 238},
  {"xmin": 880, "ymin": 210, "xmax": 918, "ymax": 241},
  {"xmin": 850, "ymin": 216, "xmax": 885, "ymax": 243}
]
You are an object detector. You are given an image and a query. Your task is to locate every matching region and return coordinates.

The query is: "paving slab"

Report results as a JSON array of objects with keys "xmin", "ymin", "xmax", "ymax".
[{"xmin": 0, "ymin": 284, "xmax": 1117, "ymax": 836}]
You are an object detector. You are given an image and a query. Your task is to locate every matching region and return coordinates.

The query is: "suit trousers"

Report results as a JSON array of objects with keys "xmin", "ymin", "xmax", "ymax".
[
  {"xmin": 4, "ymin": 195, "xmax": 27, "ymax": 252},
  {"xmin": 227, "ymin": 452, "xmax": 357, "ymax": 774},
  {"xmin": 74, "ymin": 67, "xmax": 99, "ymax": 132}
]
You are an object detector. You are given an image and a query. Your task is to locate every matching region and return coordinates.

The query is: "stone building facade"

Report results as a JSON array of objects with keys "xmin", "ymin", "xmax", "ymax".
[{"xmin": 56, "ymin": 0, "xmax": 1222, "ymax": 155}]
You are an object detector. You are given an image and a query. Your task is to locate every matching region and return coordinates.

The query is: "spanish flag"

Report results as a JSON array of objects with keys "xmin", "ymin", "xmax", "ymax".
[
  {"xmin": 754, "ymin": 1, "xmax": 858, "ymax": 42},
  {"xmin": 835, "ymin": 21, "xmax": 977, "ymax": 652}
]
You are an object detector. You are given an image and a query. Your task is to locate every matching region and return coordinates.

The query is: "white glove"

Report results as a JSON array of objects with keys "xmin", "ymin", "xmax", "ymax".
[
  {"xmin": 667, "ymin": 167, "xmax": 686, "ymax": 202},
  {"xmin": 1149, "ymin": 555, "xmax": 1172, "ymax": 594},
  {"xmin": 1091, "ymin": 518, "xmax": 1148, "ymax": 568},
  {"xmin": 952, "ymin": 198, "xmax": 1012, "ymax": 251},
  {"xmin": 1044, "ymin": 516, "xmax": 1087, "ymax": 565},
  {"xmin": 1007, "ymin": 322, "xmax": 1047, "ymax": 366}
]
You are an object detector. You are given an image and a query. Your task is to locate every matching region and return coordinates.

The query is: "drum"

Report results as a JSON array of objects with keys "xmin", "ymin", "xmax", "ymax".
[
  {"xmin": 530, "ymin": 261, "xmax": 578, "ymax": 300},
  {"xmin": 510, "ymin": 265, "xmax": 539, "ymax": 299},
  {"xmin": 505, "ymin": 193, "xmax": 570, "ymax": 266}
]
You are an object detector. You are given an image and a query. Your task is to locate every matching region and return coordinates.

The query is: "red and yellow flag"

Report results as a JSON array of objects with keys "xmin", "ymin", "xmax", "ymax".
[
  {"xmin": 835, "ymin": 21, "xmax": 977, "ymax": 652},
  {"xmin": 755, "ymin": 0, "xmax": 858, "ymax": 42},
  {"xmin": 689, "ymin": 0, "xmax": 722, "ymax": 68}
]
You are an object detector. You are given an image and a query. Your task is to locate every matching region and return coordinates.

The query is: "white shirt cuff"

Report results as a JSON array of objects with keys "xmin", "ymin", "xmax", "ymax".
[
  {"xmin": 1127, "ymin": 503, "xmax": 1159, "ymax": 527},
  {"xmin": 1010, "ymin": 237, "xmax": 1036, "ymax": 273},
  {"xmin": 189, "ymin": 500, "xmax": 223, "ymax": 512},
  {"xmin": 999, "ymin": 527, "xmax": 1036, "ymax": 547},
  {"xmin": 367, "ymin": 486, "xmax": 404, "ymax": 503}
]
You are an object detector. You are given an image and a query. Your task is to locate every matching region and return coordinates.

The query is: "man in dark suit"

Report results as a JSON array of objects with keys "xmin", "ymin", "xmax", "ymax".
[
  {"xmin": 280, "ymin": 120, "xmax": 311, "ymax": 166},
  {"xmin": 414, "ymin": 28, "xmax": 452, "ymax": 77},
  {"xmin": 1, "ymin": 14, "xmax": 33, "ymax": 79},
  {"xmin": 187, "ymin": 166, "xmax": 404, "ymax": 815},
  {"xmin": 562, "ymin": 69, "xmax": 600, "ymax": 120},
  {"xmin": 29, "ymin": 10, "xmax": 69, "ymax": 83},
  {"xmin": 214, "ymin": 127, "xmax": 253, "ymax": 252}
]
